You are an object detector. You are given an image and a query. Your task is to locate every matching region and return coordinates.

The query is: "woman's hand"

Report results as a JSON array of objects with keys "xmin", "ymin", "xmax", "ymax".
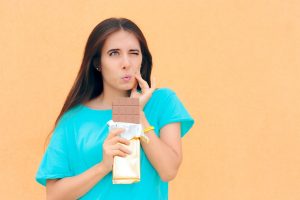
[
  {"xmin": 101, "ymin": 128, "xmax": 131, "ymax": 171},
  {"xmin": 130, "ymin": 71, "xmax": 156, "ymax": 111}
]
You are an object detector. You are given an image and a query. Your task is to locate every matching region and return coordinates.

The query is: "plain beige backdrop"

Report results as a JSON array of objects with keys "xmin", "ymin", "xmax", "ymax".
[{"xmin": 0, "ymin": 0, "xmax": 299, "ymax": 199}]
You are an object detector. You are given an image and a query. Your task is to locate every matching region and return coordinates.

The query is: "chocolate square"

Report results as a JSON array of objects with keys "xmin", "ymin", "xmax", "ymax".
[{"xmin": 112, "ymin": 97, "xmax": 140, "ymax": 123}]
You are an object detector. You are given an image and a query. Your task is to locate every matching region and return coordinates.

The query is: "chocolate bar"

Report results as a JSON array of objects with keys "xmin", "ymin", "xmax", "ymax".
[{"xmin": 112, "ymin": 97, "xmax": 140, "ymax": 123}]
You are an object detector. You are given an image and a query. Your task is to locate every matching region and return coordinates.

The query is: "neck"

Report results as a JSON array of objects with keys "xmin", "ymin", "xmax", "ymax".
[{"xmin": 98, "ymin": 85, "xmax": 130, "ymax": 109}]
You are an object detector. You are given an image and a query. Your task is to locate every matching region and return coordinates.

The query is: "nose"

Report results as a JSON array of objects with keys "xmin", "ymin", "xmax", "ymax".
[{"xmin": 121, "ymin": 55, "xmax": 130, "ymax": 70}]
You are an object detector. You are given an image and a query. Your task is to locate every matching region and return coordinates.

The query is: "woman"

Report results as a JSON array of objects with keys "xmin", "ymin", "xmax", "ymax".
[{"xmin": 36, "ymin": 17, "xmax": 194, "ymax": 200}]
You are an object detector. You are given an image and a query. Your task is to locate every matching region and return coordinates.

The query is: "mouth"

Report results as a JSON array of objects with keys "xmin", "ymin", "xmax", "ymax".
[{"xmin": 122, "ymin": 75, "xmax": 132, "ymax": 81}]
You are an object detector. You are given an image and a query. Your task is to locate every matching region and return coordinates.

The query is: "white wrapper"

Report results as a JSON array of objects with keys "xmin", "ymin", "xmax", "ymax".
[{"xmin": 107, "ymin": 120, "xmax": 149, "ymax": 184}]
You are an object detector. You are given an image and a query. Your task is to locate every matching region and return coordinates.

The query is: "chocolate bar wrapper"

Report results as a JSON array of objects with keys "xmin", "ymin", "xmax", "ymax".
[{"xmin": 107, "ymin": 120, "xmax": 149, "ymax": 184}]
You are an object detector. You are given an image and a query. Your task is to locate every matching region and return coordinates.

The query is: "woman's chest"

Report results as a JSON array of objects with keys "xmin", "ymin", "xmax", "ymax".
[{"xmin": 68, "ymin": 121, "xmax": 109, "ymax": 172}]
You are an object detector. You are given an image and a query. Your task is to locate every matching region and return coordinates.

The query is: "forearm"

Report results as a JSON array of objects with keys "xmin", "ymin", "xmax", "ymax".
[
  {"xmin": 46, "ymin": 162, "xmax": 110, "ymax": 200},
  {"xmin": 140, "ymin": 112, "xmax": 181, "ymax": 181}
]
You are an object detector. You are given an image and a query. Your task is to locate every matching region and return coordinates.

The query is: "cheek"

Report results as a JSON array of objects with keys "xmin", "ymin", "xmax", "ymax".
[
  {"xmin": 134, "ymin": 66, "xmax": 141, "ymax": 74},
  {"xmin": 101, "ymin": 68, "xmax": 118, "ymax": 83},
  {"xmin": 100, "ymin": 56, "xmax": 118, "ymax": 69}
]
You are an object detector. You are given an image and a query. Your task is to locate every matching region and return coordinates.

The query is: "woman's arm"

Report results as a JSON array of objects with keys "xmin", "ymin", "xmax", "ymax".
[
  {"xmin": 131, "ymin": 73, "xmax": 182, "ymax": 181},
  {"xmin": 46, "ymin": 128, "xmax": 131, "ymax": 200},
  {"xmin": 140, "ymin": 111, "xmax": 182, "ymax": 182},
  {"xmin": 46, "ymin": 162, "xmax": 110, "ymax": 200}
]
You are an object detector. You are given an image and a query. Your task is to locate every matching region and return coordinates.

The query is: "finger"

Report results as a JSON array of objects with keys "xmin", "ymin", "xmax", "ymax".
[
  {"xmin": 135, "ymin": 71, "xmax": 149, "ymax": 88},
  {"xmin": 111, "ymin": 150, "xmax": 127, "ymax": 157},
  {"xmin": 107, "ymin": 136, "xmax": 130, "ymax": 145},
  {"xmin": 133, "ymin": 79, "xmax": 138, "ymax": 91},
  {"xmin": 107, "ymin": 128, "xmax": 125, "ymax": 140},
  {"xmin": 135, "ymin": 74, "xmax": 149, "ymax": 92},
  {"xmin": 112, "ymin": 143, "xmax": 132, "ymax": 154}
]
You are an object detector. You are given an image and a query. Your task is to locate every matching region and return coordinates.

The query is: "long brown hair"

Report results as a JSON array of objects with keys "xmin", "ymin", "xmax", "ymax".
[{"xmin": 44, "ymin": 17, "xmax": 153, "ymax": 150}]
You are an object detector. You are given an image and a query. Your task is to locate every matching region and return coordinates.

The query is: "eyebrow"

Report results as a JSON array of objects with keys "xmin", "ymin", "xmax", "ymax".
[{"xmin": 107, "ymin": 49, "xmax": 140, "ymax": 53}]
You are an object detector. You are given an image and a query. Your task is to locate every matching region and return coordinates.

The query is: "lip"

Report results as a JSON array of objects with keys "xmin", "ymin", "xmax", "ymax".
[
  {"xmin": 122, "ymin": 75, "xmax": 132, "ymax": 78},
  {"xmin": 122, "ymin": 75, "xmax": 132, "ymax": 81}
]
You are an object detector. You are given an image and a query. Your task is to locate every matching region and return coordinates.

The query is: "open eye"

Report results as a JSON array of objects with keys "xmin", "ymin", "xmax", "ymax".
[{"xmin": 109, "ymin": 51, "xmax": 119, "ymax": 56}]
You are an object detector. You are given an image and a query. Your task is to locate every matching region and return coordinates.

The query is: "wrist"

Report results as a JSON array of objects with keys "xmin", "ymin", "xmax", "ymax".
[
  {"xmin": 140, "ymin": 111, "xmax": 150, "ymax": 129},
  {"xmin": 97, "ymin": 162, "xmax": 111, "ymax": 175}
]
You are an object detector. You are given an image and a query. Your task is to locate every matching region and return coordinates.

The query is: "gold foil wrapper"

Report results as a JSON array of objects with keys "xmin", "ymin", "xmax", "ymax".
[
  {"xmin": 107, "ymin": 120, "xmax": 149, "ymax": 184},
  {"xmin": 113, "ymin": 138, "xmax": 140, "ymax": 184}
]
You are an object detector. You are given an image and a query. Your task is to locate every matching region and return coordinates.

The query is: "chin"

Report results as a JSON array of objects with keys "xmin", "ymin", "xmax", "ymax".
[
  {"xmin": 119, "ymin": 84, "xmax": 134, "ymax": 91},
  {"xmin": 115, "ymin": 79, "xmax": 136, "ymax": 91}
]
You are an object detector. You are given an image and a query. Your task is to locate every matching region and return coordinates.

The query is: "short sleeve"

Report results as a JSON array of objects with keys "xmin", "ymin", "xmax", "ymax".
[
  {"xmin": 35, "ymin": 117, "xmax": 73, "ymax": 186},
  {"xmin": 157, "ymin": 89, "xmax": 194, "ymax": 137}
]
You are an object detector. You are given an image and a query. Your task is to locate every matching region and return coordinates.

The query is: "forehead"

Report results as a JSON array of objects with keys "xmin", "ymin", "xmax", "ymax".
[{"xmin": 102, "ymin": 30, "xmax": 140, "ymax": 50}]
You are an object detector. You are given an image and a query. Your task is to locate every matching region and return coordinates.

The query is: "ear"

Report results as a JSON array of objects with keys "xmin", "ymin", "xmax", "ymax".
[{"xmin": 92, "ymin": 55, "xmax": 99, "ymax": 69}]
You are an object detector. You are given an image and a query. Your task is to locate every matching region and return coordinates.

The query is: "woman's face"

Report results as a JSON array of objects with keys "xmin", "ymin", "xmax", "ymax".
[{"xmin": 100, "ymin": 30, "xmax": 142, "ymax": 92}]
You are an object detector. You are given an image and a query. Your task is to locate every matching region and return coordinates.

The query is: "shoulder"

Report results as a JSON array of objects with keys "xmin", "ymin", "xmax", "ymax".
[
  {"xmin": 55, "ymin": 104, "xmax": 83, "ymax": 128},
  {"xmin": 152, "ymin": 87, "xmax": 176, "ymax": 98},
  {"xmin": 146, "ymin": 87, "xmax": 178, "ymax": 109}
]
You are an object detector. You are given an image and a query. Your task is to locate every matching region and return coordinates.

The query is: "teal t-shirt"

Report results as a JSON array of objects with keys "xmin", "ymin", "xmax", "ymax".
[{"xmin": 35, "ymin": 87, "xmax": 194, "ymax": 200}]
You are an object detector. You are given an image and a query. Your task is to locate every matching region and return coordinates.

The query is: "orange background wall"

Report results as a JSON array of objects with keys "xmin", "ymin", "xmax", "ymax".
[{"xmin": 0, "ymin": 1, "xmax": 299, "ymax": 199}]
